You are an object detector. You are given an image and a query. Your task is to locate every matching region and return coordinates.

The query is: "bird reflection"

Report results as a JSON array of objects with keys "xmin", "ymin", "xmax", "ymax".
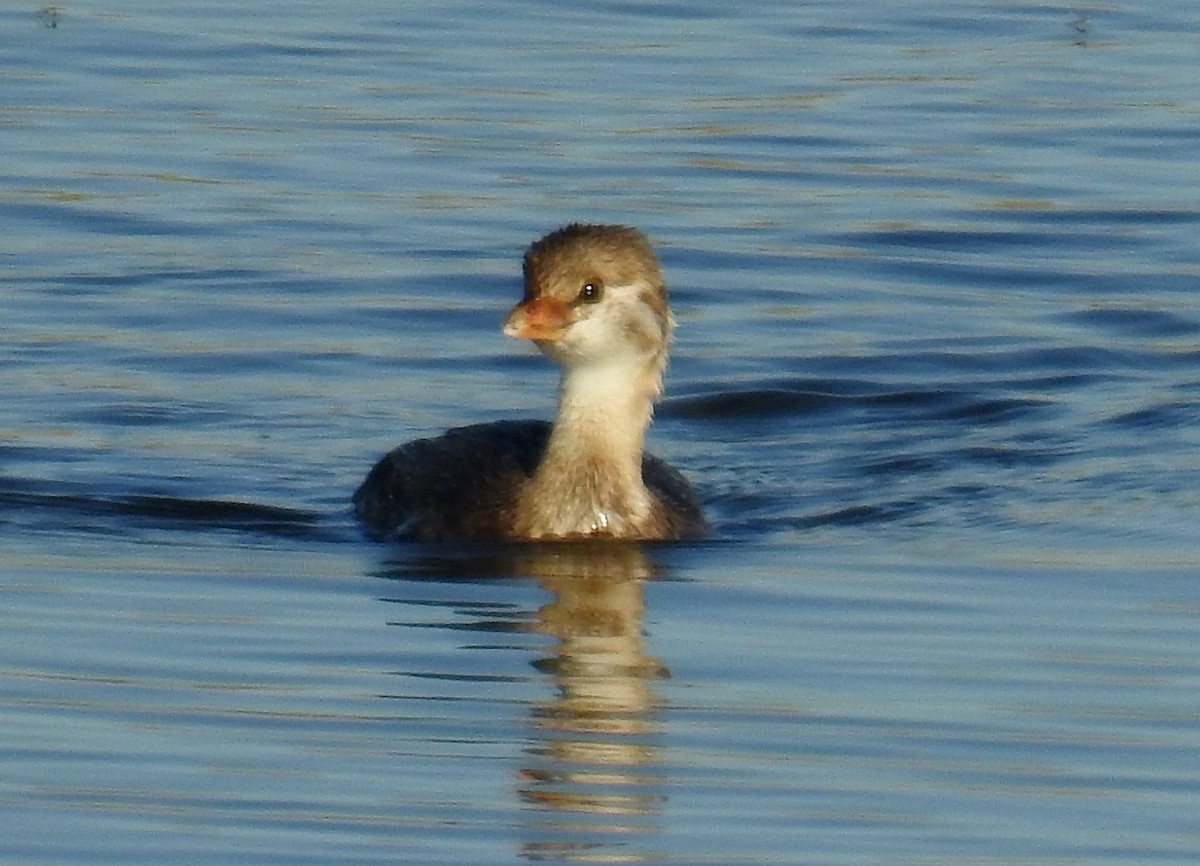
[
  {"xmin": 376, "ymin": 542, "xmax": 669, "ymax": 863},
  {"xmin": 512, "ymin": 545, "xmax": 667, "ymax": 862}
]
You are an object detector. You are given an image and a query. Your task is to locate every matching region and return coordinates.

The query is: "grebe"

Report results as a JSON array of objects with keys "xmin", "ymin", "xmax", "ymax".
[{"xmin": 353, "ymin": 223, "xmax": 706, "ymax": 542}]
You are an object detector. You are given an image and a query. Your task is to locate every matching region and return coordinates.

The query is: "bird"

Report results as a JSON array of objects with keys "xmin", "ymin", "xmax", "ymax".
[{"xmin": 353, "ymin": 223, "xmax": 706, "ymax": 542}]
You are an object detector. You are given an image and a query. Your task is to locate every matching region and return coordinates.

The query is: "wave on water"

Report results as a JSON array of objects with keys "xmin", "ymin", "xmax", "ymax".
[
  {"xmin": 0, "ymin": 476, "xmax": 337, "ymax": 543},
  {"xmin": 664, "ymin": 354, "xmax": 1199, "ymax": 547}
]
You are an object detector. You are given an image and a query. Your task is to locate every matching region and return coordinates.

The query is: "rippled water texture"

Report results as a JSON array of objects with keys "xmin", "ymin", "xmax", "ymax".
[{"xmin": 3, "ymin": 2, "xmax": 1200, "ymax": 864}]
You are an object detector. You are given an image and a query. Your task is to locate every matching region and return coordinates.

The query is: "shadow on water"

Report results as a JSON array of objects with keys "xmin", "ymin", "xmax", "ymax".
[{"xmin": 373, "ymin": 544, "xmax": 672, "ymax": 863}]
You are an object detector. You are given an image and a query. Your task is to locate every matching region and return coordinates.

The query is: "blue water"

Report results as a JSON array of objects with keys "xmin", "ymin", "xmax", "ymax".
[{"xmin": 3, "ymin": 2, "xmax": 1200, "ymax": 864}]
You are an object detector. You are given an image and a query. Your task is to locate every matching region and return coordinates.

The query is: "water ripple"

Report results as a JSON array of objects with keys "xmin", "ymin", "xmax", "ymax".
[{"xmin": 0, "ymin": 478, "xmax": 332, "ymax": 541}]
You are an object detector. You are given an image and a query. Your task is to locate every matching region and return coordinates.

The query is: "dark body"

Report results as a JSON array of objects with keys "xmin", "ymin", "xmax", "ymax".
[{"xmin": 353, "ymin": 420, "xmax": 706, "ymax": 542}]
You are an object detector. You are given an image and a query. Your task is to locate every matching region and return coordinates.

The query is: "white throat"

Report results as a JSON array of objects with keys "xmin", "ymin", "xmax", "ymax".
[
  {"xmin": 556, "ymin": 357, "xmax": 657, "ymax": 447},
  {"xmin": 516, "ymin": 356, "xmax": 662, "ymax": 539}
]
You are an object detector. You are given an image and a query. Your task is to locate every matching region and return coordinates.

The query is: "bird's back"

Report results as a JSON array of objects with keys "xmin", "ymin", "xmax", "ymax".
[
  {"xmin": 353, "ymin": 419, "xmax": 706, "ymax": 542},
  {"xmin": 354, "ymin": 420, "xmax": 549, "ymax": 541}
]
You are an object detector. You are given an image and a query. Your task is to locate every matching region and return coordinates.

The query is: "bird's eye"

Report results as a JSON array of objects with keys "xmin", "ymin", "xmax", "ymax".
[{"xmin": 577, "ymin": 282, "xmax": 603, "ymax": 304}]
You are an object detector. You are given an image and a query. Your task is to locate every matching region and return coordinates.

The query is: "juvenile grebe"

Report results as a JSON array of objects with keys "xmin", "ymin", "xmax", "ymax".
[{"xmin": 353, "ymin": 223, "xmax": 707, "ymax": 542}]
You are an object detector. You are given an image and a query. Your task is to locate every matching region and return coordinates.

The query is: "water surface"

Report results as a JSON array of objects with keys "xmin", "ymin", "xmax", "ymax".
[{"xmin": 3, "ymin": 2, "xmax": 1200, "ymax": 863}]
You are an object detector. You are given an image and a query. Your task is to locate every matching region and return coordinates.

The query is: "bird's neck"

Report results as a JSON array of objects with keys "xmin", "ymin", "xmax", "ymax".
[
  {"xmin": 553, "ymin": 357, "xmax": 659, "ymax": 463},
  {"xmin": 518, "ymin": 356, "xmax": 664, "ymax": 538}
]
